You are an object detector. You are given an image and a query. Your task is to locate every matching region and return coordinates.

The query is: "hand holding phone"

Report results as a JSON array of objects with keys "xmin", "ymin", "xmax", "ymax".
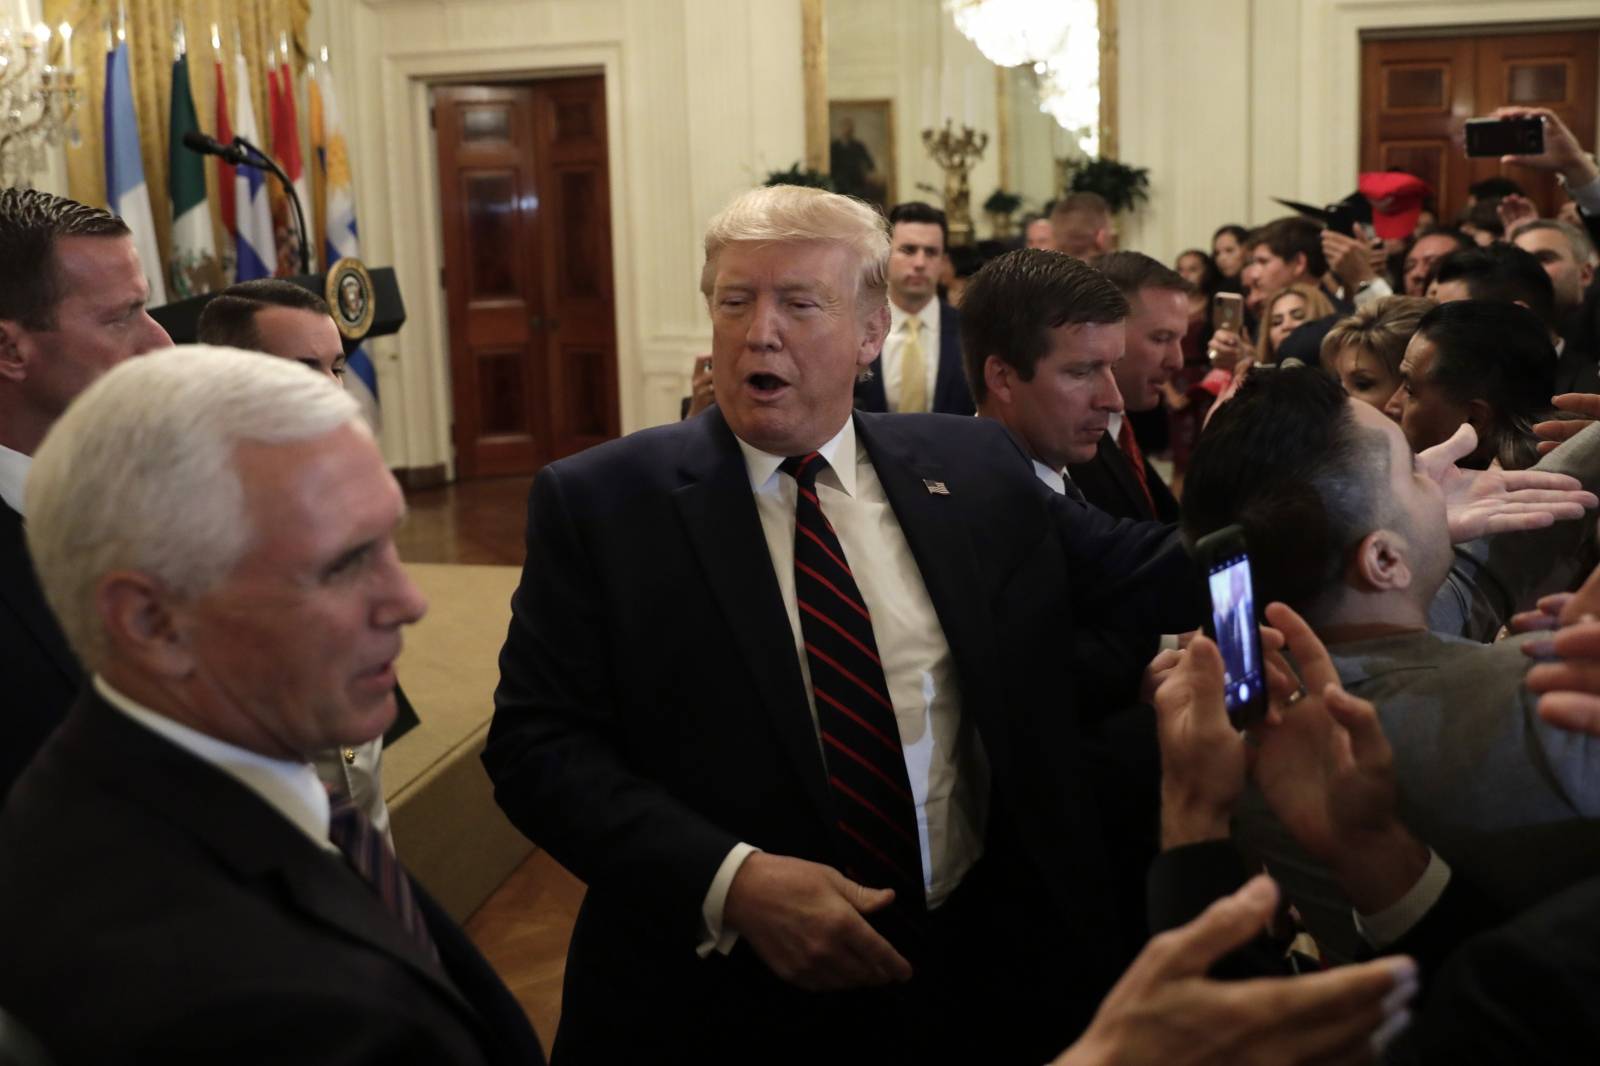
[{"xmin": 1195, "ymin": 525, "xmax": 1268, "ymax": 728}]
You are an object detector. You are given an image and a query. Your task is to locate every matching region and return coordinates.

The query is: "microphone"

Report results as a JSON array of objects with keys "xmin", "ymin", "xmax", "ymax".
[{"xmin": 181, "ymin": 130, "xmax": 248, "ymax": 166}]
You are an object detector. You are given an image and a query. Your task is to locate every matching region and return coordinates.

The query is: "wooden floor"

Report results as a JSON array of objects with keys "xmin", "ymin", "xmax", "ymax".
[{"xmin": 397, "ymin": 472, "xmax": 579, "ymax": 1051}]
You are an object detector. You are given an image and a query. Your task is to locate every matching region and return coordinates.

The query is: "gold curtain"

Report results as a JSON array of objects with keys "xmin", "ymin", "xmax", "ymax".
[{"xmin": 44, "ymin": 0, "xmax": 311, "ymax": 275}]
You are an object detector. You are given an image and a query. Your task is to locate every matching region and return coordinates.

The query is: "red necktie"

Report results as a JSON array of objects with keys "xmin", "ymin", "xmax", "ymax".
[
  {"xmin": 328, "ymin": 793, "xmax": 441, "ymax": 963},
  {"xmin": 1117, "ymin": 420, "xmax": 1157, "ymax": 517},
  {"xmin": 781, "ymin": 452, "xmax": 925, "ymax": 900}
]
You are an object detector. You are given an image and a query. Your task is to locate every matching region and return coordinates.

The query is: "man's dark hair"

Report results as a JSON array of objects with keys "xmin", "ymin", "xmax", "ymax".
[
  {"xmin": 1097, "ymin": 251, "xmax": 1193, "ymax": 299},
  {"xmin": 1413, "ymin": 300, "xmax": 1557, "ymax": 469},
  {"xmin": 1431, "ymin": 243, "xmax": 1557, "ymax": 330},
  {"xmin": 1182, "ymin": 368, "xmax": 1392, "ymax": 615},
  {"xmin": 1469, "ymin": 176, "xmax": 1525, "ymax": 201},
  {"xmin": 1463, "ymin": 198, "xmax": 1505, "ymax": 240},
  {"xmin": 0, "ymin": 188, "xmax": 130, "ymax": 330},
  {"xmin": 1244, "ymin": 217, "xmax": 1329, "ymax": 279},
  {"xmin": 196, "ymin": 279, "xmax": 332, "ymax": 352},
  {"xmin": 960, "ymin": 248, "xmax": 1129, "ymax": 405},
  {"xmin": 888, "ymin": 201, "xmax": 949, "ymax": 249}
]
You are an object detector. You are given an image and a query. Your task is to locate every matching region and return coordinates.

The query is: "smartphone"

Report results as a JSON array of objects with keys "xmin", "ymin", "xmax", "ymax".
[
  {"xmin": 1465, "ymin": 116, "xmax": 1544, "ymax": 157},
  {"xmin": 1194, "ymin": 525, "xmax": 1268, "ymax": 729},
  {"xmin": 1212, "ymin": 291, "xmax": 1245, "ymax": 334}
]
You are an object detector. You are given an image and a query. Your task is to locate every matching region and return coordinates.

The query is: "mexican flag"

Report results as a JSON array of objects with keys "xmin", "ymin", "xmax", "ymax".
[{"xmin": 168, "ymin": 41, "xmax": 221, "ymax": 298}]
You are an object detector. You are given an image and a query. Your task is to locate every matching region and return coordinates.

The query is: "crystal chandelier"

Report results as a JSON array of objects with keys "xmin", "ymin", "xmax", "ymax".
[
  {"xmin": 945, "ymin": 0, "xmax": 1100, "ymax": 157},
  {"xmin": 0, "ymin": 16, "xmax": 79, "ymax": 188}
]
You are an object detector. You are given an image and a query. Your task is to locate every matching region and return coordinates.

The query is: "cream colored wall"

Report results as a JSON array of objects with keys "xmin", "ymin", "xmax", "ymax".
[
  {"xmin": 304, "ymin": 0, "xmax": 805, "ymax": 472},
  {"xmin": 1117, "ymin": 0, "xmax": 1600, "ymax": 265}
]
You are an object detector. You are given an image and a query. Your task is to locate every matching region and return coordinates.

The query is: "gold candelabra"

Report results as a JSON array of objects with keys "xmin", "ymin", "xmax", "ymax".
[
  {"xmin": 922, "ymin": 120, "xmax": 988, "ymax": 247},
  {"xmin": 0, "ymin": 19, "xmax": 79, "ymax": 188}
]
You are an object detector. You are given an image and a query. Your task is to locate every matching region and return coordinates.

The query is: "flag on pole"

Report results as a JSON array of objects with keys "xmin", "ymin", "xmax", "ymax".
[
  {"xmin": 167, "ymin": 21, "xmax": 222, "ymax": 298},
  {"xmin": 268, "ymin": 34, "xmax": 311, "ymax": 275},
  {"xmin": 312, "ymin": 51, "xmax": 380, "ymax": 427},
  {"xmin": 104, "ymin": 32, "xmax": 167, "ymax": 306},
  {"xmin": 232, "ymin": 48, "xmax": 275, "ymax": 283},
  {"xmin": 212, "ymin": 24, "xmax": 236, "ymax": 282}
]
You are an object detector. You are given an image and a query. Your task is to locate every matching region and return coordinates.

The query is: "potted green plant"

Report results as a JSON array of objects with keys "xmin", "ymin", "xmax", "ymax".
[
  {"xmin": 763, "ymin": 163, "xmax": 834, "ymax": 191},
  {"xmin": 983, "ymin": 188, "xmax": 1024, "ymax": 238},
  {"xmin": 1063, "ymin": 157, "xmax": 1150, "ymax": 215}
]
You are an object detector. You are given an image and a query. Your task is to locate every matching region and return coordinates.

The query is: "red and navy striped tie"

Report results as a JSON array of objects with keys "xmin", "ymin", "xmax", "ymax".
[
  {"xmin": 328, "ymin": 793, "xmax": 441, "ymax": 963},
  {"xmin": 781, "ymin": 451, "xmax": 925, "ymax": 902}
]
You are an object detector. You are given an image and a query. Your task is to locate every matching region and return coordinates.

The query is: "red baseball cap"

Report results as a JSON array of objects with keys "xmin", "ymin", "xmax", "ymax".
[{"xmin": 1358, "ymin": 172, "xmax": 1432, "ymax": 239}]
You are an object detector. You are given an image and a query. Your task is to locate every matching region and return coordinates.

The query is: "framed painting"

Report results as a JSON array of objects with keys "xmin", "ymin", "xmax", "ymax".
[{"xmin": 827, "ymin": 99, "xmax": 896, "ymax": 213}]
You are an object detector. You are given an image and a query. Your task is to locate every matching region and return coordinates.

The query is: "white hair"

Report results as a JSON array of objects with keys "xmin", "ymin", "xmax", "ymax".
[
  {"xmin": 699, "ymin": 184, "xmax": 890, "ymax": 313},
  {"xmin": 25, "ymin": 345, "xmax": 364, "ymax": 671}
]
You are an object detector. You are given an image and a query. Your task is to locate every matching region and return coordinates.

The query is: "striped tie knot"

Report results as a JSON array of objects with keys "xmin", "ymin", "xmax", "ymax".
[{"xmin": 780, "ymin": 451, "xmax": 825, "ymax": 490}]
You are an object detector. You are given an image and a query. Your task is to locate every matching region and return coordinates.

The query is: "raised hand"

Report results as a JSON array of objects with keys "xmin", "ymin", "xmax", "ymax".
[
  {"xmin": 1523, "ymin": 563, "xmax": 1600, "ymax": 737},
  {"xmin": 1491, "ymin": 106, "xmax": 1600, "ymax": 189},
  {"xmin": 1533, "ymin": 393, "xmax": 1600, "ymax": 456},
  {"xmin": 1251, "ymin": 603, "xmax": 1430, "ymax": 914},
  {"xmin": 1417, "ymin": 423, "xmax": 1595, "ymax": 541},
  {"xmin": 1054, "ymin": 875, "xmax": 1418, "ymax": 1066}
]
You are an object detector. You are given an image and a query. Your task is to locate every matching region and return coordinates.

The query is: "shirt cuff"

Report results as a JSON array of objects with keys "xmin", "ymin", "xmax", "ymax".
[
  {"xmin": 1568, "ymin": 173, "xmax": 1600, "ymax": 216},
  {"xmin": 1352, "ymin": 849, "xmax": 1451, "ymax": 948},
  {"xmin": 1353, "ymin": 277, "xmax": 1393, "ymax": 309},
  {"xmin": 696, "ymin": 842, "xmax": 758, "ymax": 958}
]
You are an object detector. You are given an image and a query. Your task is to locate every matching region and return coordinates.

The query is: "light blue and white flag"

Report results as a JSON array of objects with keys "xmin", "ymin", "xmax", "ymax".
[
  {"xmin": 313, "ymin": 54, "xmax": 380, "ymax": 428},
  {"xmin": 232, "ymin": 50, "xmax": 275, "ymax": 283},
  {"xmin": 104, "ymin": 36, "xmax": 167, "ymax": 305}
]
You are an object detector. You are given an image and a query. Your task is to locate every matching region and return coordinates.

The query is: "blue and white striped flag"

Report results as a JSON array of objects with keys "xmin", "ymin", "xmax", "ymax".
[
  {"xmin": 312, "ymin": 54, "xmax": 379, "ymax": 428},
  {"xmin": 104, "ymin": 37, "xmax": 166, "ymax": 306},
  {"xmin": 232, "ymin": 50, "xmax": 275, "ymax": 283}
]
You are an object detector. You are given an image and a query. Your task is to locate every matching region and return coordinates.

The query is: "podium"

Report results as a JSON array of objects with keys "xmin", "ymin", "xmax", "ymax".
[{"xmin": 149, "ymin": 265, "xmax": 407, "ymax": 352}]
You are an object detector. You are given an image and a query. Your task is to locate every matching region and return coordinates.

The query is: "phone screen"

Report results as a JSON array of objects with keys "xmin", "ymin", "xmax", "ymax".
[{"xmin": 1208, "ymin": 553, "xmax": 1265, "ymax": 724}]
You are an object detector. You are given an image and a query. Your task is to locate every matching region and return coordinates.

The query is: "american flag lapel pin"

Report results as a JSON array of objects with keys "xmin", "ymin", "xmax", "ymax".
[{"xmin": 923, "ymin": 479, "xmax": 950, "ymax": 496}]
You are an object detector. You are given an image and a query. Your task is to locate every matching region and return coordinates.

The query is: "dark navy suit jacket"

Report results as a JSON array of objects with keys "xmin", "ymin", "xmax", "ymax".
[{"xmin": 854, "ymin": 300, "xmax": 975, "ymax": 415}]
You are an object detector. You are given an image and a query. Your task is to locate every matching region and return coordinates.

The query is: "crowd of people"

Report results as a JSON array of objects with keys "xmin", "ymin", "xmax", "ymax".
[{"xmin": 4, "ymin": 102, "xmax": 1600, "ymax": 1064}]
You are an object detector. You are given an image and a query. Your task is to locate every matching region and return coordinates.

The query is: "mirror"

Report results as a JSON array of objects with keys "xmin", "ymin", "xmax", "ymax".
[{"xmin": 804, "ymin": 0, "xmax": 1116, "ymax": 244}]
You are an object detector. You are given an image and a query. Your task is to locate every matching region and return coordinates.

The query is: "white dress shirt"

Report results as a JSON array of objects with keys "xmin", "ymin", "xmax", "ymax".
[
  {"xmin": 698, "ymin": 417, "xmax": 989, "ymax": 956},
  {"xmin": 0, "ymin": 442, "xmax": 30, "ymax": 516},
  {"xmin": 94, "ymin": 675, "xmax": 339, "ymax": 854},
  {"xmin": 881, "ymin": 299, "xmax": 942, "ymax": 412}
]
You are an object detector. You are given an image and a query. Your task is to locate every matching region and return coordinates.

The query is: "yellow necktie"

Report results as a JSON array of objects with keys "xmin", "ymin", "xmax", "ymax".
[{"xmin": 898, "ymin": 315, "xmax": 928, "ymax": 413}]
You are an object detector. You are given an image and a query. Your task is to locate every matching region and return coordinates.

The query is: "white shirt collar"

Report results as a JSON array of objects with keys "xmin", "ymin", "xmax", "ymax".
[
  {"xmin": 0, "ymin": 442, "xmax": 30, "ymax": 516},
  {"xmin": 736, "ymin": 415, "xmax": 859, "ymax": 498},
  {"xmin": 889, "ymin": 298, "xmax": 940, "ymax": 337},
  {"xmin": 1107, "ymin": 412, "xmax": 1124, "ymax": 442},
  {"xmin": 93, "ymin": 675, "xmax": 335, "ymax": 850},
  {"xmin": 1031, "ymin": 459, "xmax": 1067, "ymax": 495}
]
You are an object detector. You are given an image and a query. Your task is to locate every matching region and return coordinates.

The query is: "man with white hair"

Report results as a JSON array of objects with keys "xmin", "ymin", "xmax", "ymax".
[
  {"xmin": 0, "ymin": 348, "xmax": 545, "ymax": 1065},
  {"xmin": 484, "ymin": 184, "xmax": 1283, "ymax": 1061}
]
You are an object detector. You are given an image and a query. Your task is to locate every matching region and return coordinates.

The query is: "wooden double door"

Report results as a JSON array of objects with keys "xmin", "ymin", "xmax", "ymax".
[
  {"xmin": 1361, "ymin": 27, "xmax": 1598, "ymax": 223},
  {"xmin": 433, "ymin": 77, "xmax": 619, "ymax": 480}
]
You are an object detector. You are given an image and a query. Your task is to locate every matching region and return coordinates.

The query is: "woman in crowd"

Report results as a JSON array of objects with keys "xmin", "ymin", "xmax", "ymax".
[
  {"xmin": 1255, "ymin": 283, "xmax": 1335, "ymax": 365},
  {"xmin": 1211, "ymin": 224, "xmax": 1249, "ymax": 292},
  {"xmin": 1319, "ymin": 296, "xmax": 1434, "ymax": 411}
]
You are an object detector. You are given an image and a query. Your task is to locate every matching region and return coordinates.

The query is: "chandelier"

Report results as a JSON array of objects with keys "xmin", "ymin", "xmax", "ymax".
[
  {"xmin": 945, "ymin": 0, "xmax": 1100, "ymax": 157},
  {"xmin": 0, "ymin": 17, "xmax": 79, "ymax": 188}
]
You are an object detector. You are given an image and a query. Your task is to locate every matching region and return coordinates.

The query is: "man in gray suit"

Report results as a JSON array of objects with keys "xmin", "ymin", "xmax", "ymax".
[{"xmin": 1182, "ymin": 368, "xmax": 1600, "ymax": 961}]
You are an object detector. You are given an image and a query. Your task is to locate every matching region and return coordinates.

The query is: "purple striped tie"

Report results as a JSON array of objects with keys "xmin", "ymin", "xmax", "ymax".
[
  {"xmin": 781, "ymin": 452, "xmax": 925, "ymax": 902},
  {"xmin": 327, "ymin": 794, "xmax": 441, "ymax": 963}
]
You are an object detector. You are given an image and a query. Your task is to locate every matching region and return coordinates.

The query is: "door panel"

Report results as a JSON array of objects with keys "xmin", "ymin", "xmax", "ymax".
[
  {"xmin": 434, "ymin": 76, "xmax": 619, "ymax": 479},
  {"xmin": 1362, "ymin": 29, "xmax": 1598, "ymax": 224}
]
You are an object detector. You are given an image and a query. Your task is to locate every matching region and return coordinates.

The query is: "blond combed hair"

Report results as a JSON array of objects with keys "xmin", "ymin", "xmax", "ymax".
[
  {"xmin": 25, "ymin": 345, "xmax": 363, "ymax": 671},
  {"xmin": 700, "ymin": 185, "xmax": 890, "ymax": 313},
  {"xmin": 1319, "ymin": 295, "xmax": 1437, "ymax": 379}
]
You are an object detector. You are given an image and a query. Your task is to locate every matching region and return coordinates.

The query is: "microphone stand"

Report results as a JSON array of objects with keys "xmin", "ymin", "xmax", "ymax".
[{"xmin": 231, "ymin": 134, "xmax": 311, "ymax": 275}]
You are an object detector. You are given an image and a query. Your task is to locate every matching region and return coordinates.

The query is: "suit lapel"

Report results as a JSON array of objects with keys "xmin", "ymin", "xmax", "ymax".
[
  {"xmin": 854, "ymin": 413, "xmax": 1002, "ymax": 724},
  {"xmin": 62, "ymin": 694, "xmax": 474, "ymax": 1017},
  {"xmin": 671, "ymin": 410, "xmax": 834, "ymax": 828},
  {"xmin": 0, "ymin": 502, "xmax": 82, "ymax": 684}
]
